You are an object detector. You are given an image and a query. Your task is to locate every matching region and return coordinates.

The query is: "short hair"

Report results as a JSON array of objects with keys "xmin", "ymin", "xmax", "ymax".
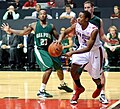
[
  {"xmin": 81, "ymin": 11, "xmax": 91, "ymax": 21},
  {"xmin": 108, "ymin": 25, "xmax": 118, "ymax": 32},
  {"xmin": 114, "ymin": 5, "xmax": 119, "ymax": 10},
  {"xmin": 65, "ymin": 4, "xmax": 72, "ymax": 9},
  {"xmin": 36, "ymin": 4, "xmax": 41, "ymax": 8},
  {"xmin": 84, "ymin": 0, "xmax": 94, "ymax": 7}
]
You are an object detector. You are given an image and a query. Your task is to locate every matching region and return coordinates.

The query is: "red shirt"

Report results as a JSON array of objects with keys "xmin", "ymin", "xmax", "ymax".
[
  {"xmin": 23, "ymin": 1, "xmax": 37, "ymax": 7},
  {"xmin": 111, "ymin": 13, "xmax": 120, "ymax": 18},
  {"xmin": 47, "ymin": 2, "xmax": 56, "ymax": 8}
]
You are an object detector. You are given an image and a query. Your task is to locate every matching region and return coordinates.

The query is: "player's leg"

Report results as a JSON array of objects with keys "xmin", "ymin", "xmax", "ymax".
[
  {"xmin": 53, "ymin": 57, "xmax": 73, "ymax": 92},
  {"xmin": 57, "ymin": 69, "xmax": 73, "ymax": 92},
  {"xmin": 88, "ymin": 47, "xmax": 104, "ymax": 98},
  {"xmin": 37, "ymin": 68, "xmax": 53, "ymax": 98},
  {"xmin": 92, "ymin": 78, "xmax": 103, "ymax": 98},
  {"xmin": 70, "ymin": 63, "xmax": 85, "ymax": 104},
  {"xmin": 100, "ymin": 47, "xmax": 108, "ymax": 104},
  {"xmin": 99, "ymin": 72, "xmax": 108, "ymax": 104},
  {"xmin": 35, "ymin": 49, "xmax": 54, "ymax": 98},
  {"xmin": 70, "ymin": 53, "xmax": 89, "ymax": 104}
]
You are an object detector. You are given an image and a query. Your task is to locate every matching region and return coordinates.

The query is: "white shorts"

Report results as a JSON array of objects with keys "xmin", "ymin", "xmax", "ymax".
[{"xmin": 72, "ymin": 46, "xmax": 104, "ymax": 79}]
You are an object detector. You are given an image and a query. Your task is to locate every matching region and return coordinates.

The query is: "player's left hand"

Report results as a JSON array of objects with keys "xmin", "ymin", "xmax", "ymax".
[{"xmin": 65, "ymin": 52, "xmax": 73, "ymax": 57}]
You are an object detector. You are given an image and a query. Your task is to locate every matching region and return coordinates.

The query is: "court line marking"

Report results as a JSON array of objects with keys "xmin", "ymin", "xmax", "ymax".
[{"xmin": 107, "ymin": 100, "xmax": 120, "ymax": 109}]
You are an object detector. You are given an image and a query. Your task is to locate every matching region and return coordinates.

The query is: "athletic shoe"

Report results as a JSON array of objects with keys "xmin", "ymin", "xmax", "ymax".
[
  {"xmin": 70, "ymin": 86, "xmax": 85, "ymax": 104},
  {"xmin": 99, "ymin": 94, "xmax": 108, "ymax": 104},
  {"xmin": 92, "ymin": 85, "xmax": 103, "ymax": 98},
  {"xmin": 37, "ymin": 90, "xmax": 53, "ymax": 98},
  {"xmin": 58, "ymin": 82, "xmax": 73, "ymax": 92}
]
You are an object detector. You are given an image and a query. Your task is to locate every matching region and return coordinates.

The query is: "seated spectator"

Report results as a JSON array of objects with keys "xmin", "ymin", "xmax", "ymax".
[
  {"xmin": 104, "ymin": 26, "xmax": 120, "ymax": 66},
  {"xmin": 59, "ymin": 4, "xmax": 76, "ymax": 19},
  {"xmin": 110, "ymin": 6, "xmax": 120, "ymax": 19},
  {"xmin": 13, "ymin": 0, "xmax": 22, "ymax": 10},
  {"xmin": 3, "ymin": 5, "xmax": 20, "ymax": 20},
  {"xmin": 32, "ymin": 4, "xmax": 52, "ymax": 19},
  {"xmin": 65, "ymin": 0, "xmax": 76, "ymax": 8},
  {"xmin": 22, "ymin": 0, "xmax": 37, "ymax": 9},
  {"xmin": 0, "ymin": 32, "xmax": 24, "ymax": 69},
  {"xmin": 47, "ymin": 0, "xmax": 56, "ymax": 8}
]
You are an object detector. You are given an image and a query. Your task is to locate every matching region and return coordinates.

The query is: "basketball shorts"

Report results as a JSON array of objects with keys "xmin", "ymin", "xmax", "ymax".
[
  {"xmin": 34, "ymin": 47, "xmax": 62, "ymax": 71},
  {"xmin": 72, "ymin": 46, "xmax": 104, "ymax": 79}
]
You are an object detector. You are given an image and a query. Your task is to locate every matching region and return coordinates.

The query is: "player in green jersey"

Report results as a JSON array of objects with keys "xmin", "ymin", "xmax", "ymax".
[{"xmin": 1, "ymin": 10, "xmax": 73, "ymax": 98}]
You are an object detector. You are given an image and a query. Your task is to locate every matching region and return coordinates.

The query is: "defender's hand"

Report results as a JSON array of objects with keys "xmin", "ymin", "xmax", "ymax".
[
  {"xmin": 1, "ymin": 23, "xmax": 11, "ymax": 34},
  {"xmin": 65, "ymin": 52, "xmax": 73, "ymax": 57}
]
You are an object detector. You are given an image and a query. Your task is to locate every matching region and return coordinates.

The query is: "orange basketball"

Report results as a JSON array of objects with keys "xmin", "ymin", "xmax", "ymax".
[{"xmin": 48, "ymin": 42, "xmax": 63, "ymax": 57}]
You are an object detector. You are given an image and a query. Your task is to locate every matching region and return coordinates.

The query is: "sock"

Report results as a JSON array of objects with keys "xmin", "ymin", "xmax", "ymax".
[
  {"xmin": 105, "ymin": 59, "xmax": 108, "ymax": 66},
  {"xmin": 74, "ymin": 79, "xmax": 82, "ymax": 88},
  {"xmin": 97, "ymin": 83, "xmax": 102, "ymax": 89},
  {"xmin": 40, "ymin": 83, "xmax": 46, "ymax": 92},
  {"xmin": 100, "ymin": 90, "xmax": 104, "ymax": 95},
  {"xmin": 60, "ymin": 80, "xmax": 65, "ymax": 85}
]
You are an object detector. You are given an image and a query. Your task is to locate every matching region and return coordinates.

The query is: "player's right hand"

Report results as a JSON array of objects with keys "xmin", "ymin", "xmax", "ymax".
[{"xmin": 1, "ymin": 23, "xmax": 11, "ymax": 34}]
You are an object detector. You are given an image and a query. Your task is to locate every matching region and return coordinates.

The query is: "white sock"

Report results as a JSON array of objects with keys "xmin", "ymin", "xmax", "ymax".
[
  {"xmin": 60, "ymin": 80, "xmax": 65, "ymax": 85},
  {"xmin": 40, "ymin": 83, "xmax": 46, "ymax": 92},
  {"xmin": 105, "ymin": 59, "xmax": 108, "ymax": 66},
  {"xmin": 100, "ymin": 90, "xmax": 105, "ymax": 95}
]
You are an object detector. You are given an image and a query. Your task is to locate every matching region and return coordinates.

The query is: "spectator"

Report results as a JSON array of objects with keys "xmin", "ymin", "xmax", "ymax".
[
  {"xmin": 110, "ymin": 6, "xmax": 120, "ymax": 19},
  {"xmin": 65, "ymin": 0, "xmax": 76, "ymax": 8},
  {"xmin": 59, "ymin": 4, "xmax": 76, "ymax": 19},
  {"xmin": 3, "ymin": 5, "xmax": 20, "ymax": 20},
  {"xmin": 32, "ymin": 4, "xmax": 52, "ymax": 19},
  {"xmin": 13, "ymin": 0, "xmax": 22, "ymax": 10},
  {"xmin": 104, "ymin": 26, "xmax": 120, "ymax": 66},
  {"xmin": 0, "ymin": 32, "xmax": 23, "ymax": 69},
  {"xmin": 22, "ymin": 0, "xmax": 37, "ymax": 9},
  {"xmin": 47, "ymin": 0, "xmax": 56, "ymax": 8}
]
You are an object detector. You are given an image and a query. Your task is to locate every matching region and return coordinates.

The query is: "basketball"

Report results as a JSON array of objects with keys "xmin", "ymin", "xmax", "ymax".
[{"xmin": 48, "ymin": 42, "xmax": 63, "ymax": 57}]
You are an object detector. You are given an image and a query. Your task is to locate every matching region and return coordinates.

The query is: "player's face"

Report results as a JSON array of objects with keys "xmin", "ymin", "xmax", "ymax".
[
  {"xmin": 39, "ymin": 10, "xmax": 47, "ymax": 21},
  {"xmin": 77, "ymin": 12, "xmax": 87, "ymax": 25},
  {"xmin": 84, "ymin": 3, "xmax": 94, "ymax": 14}
]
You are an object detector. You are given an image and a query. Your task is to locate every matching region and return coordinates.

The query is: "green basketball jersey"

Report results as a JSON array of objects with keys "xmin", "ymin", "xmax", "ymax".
[
  {"xmin": 34, "ymin": 20, "xmax": 53, "ymax": 51},
  {"xmin": 90, "ymin": 15, "xmax": 101, "ymax": 29}
]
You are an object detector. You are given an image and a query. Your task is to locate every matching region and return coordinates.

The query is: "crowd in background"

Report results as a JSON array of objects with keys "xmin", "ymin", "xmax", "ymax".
[{"xmin": 0, "ymin": 0, "xmax": 120, "ymax": 71}]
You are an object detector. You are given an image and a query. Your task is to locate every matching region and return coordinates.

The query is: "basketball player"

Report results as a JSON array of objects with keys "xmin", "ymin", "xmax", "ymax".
[
  {"xmin": 1, "ymin": 10, "xmax": 73, "ymax": 98},
  {"xmin": 57, "ymin": 11, "xmax": 104, "ymax": 104},
  {"xmin": 84, "ymin": 0, "xmax": 108, "ymax": 104}
]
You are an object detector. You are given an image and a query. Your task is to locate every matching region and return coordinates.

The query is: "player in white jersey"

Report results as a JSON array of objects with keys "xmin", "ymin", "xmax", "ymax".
[
  {"xmin": 57, "ymin": 11, "xmax": 104, "ymax": 104},
  {"xmin": 74, "ymin": 21, "xmax": 104, "ymax": 79}
]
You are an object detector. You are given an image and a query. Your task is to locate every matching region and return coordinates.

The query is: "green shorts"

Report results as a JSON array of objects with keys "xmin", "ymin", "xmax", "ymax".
[{"xmin": 34, "ymin": 48, "xmax": 62, "ymax": 71}]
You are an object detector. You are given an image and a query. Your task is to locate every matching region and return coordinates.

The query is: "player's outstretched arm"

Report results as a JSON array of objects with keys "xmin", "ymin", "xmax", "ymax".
[{"xmin": 1, "ymin": 23, "xmax": 33, "ymax": 36}]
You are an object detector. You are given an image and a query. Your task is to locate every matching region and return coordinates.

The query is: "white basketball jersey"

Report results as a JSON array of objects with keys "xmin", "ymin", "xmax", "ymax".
[{"xmin": 75, "ymin": 22, "xmax": 102, "ymax": 50}]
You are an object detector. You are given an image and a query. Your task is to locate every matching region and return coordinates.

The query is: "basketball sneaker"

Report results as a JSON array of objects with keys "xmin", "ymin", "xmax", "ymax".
[
  {"xmin": 37, "ymin": 90, "xmax": 53, "ymax": 98},
  {"xmin": 99, "ymin": 94, "xmax": 108, "ymax": 104},
  {"xmin": 92, "ymin": 85, "xmax": 103, "ymax": 98},
  {"xmin": 70, "ymin": 86, "xmax": 85, "ymax": 104},
  {"xmin": 58, "ymin": 82, "xmax": 73, "ymax": 92}
]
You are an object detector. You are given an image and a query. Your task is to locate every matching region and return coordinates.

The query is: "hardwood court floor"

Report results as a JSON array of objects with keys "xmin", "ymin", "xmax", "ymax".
[{"xmin": 0, "ymin": 71, "xmax": 120, "ymax": 109}]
